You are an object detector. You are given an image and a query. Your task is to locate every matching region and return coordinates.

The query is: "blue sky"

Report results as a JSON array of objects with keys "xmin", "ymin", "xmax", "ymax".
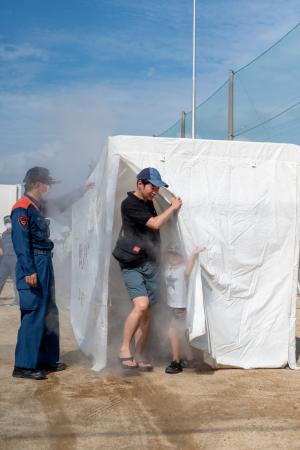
[{"xmin": 1, "ymin": 0, "xmax": 300, "ymax": 185}]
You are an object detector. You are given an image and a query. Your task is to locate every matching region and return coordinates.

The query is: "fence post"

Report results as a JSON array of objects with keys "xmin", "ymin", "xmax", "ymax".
[
  {"xmin": 228, "ymin": 69, "xmax": 234, "ymax": 140},
  {"xmin": 181, "ymin": 111, "xmax": 186, "ymax": 138}
]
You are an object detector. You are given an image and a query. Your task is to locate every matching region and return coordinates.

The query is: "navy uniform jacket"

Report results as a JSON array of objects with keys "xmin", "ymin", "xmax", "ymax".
[{"xmin": 11, "ymin": 190, "xmax": 81, "ymax": 289}]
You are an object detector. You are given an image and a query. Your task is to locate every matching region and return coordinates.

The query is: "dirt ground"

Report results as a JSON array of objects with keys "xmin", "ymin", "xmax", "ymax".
[{"xmin": 1, "ymin": 281, "xmax": 300, "ymax": 450}]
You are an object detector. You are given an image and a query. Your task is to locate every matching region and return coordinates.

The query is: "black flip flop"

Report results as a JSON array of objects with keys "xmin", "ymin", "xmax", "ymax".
[{"xmin": 118, "ymin": 356, "xmax": 138, "ymax": 369}]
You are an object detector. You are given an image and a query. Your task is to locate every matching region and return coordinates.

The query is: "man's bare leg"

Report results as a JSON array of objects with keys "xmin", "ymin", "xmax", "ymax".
[
  {"xmin": 119, "ymin": 296, "xmax": 149, "ymax": 367},
  {"xmin": 134, "ymin": 308, "xmax": 152, "ymax": 368}
]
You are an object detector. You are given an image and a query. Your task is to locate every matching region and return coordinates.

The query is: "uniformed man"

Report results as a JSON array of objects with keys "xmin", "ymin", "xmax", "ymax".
[
  {"xmin": 0, "ymin": 216, "xmax": 18, "ymax": 304},
  {"xmin": 11, "ymin": 166, "xmax": 93, "ymax": 380}
]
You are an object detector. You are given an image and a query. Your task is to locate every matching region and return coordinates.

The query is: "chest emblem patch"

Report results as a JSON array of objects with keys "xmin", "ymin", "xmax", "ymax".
[
  {"xmin": 132, "ymin": 245, "xmax": 141, "ymax": 253},
  {"xmin": 18, "ymin": 216, "xmax": 29, "ymax": 228}
]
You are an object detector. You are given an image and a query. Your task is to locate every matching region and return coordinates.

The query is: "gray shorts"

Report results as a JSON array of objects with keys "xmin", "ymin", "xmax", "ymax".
[
  {"xmin": 121, "ymin": 262, "xmax": 160, "ymax": 306},
  {"xmin": 167, "ymin": 307, "xmax": 187, "ymax": 331}
]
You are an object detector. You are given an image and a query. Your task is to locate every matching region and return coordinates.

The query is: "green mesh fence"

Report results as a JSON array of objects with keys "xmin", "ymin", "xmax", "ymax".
[{"xmin": 160, "ymin": 23, "xmax": 300, "ymax": 145}]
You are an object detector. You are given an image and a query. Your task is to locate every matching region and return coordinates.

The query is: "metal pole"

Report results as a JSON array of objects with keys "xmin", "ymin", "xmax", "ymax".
[
  {"xmin": 181, "ymin": 111, "xmax": 186, "ymax": 138},
  {"xmin": 228, "ymin": 69, "xmax": 234, "ymax": 140},
  {"xmin": 191, "ymin": 0, "xmax": 196, "ymax": 139}
]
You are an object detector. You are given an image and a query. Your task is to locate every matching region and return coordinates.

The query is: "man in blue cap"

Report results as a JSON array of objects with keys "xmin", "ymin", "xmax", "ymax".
[
  {"xmin": 116, "ymin": 167, "xmax": 182, "ymax": 370},
  {"xmin": 11, "ymin": 166, "xmax": 93, "ymax": 380}
]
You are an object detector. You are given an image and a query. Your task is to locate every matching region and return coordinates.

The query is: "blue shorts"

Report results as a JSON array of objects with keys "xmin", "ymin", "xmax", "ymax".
[{"xmin": 121, "ymin": 262, "xmax": 160, "ymax": 306}]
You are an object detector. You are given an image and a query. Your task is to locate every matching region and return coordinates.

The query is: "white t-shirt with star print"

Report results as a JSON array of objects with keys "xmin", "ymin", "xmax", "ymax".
[{"xmin": 165, "ymin": 263, "xmax": 187, "ymax": 308}]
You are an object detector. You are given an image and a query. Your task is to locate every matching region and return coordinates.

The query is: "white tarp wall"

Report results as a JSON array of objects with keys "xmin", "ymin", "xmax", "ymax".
[
  {"xmin": 71, "ymin": 136, "xmax": 300, "ymax": 370},
  {"xmin": 0, "ymin": 184, "xmax": 22, "ymax": 233}
]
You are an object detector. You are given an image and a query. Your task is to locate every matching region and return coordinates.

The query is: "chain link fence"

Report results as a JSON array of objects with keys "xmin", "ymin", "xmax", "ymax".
[{"xmin": 160, "ymin": 23, "xmax": 300, "ymax": 144}]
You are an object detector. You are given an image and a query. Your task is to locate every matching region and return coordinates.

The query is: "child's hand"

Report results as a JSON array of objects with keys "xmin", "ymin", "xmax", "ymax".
[{"xmin": 192, "ymin": 247, "xmax": 207, "ymax": 257}]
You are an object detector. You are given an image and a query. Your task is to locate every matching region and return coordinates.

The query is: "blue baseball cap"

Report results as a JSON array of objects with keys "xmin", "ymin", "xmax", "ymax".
[
  {"xmin": 137, "ymin": 167, "xmax": 169, "ymax": 188},
  {"xmin": 23, "ymin": 167, "xmax": 60, "ymax": 185}
]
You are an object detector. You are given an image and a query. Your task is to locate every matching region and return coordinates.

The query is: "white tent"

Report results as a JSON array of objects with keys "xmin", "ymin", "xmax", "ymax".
[{"xmin": 71, "ymin": 135, "xmax": 300, "ymax": 370}]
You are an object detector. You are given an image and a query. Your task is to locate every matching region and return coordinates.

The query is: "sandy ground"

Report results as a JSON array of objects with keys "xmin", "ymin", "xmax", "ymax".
[{"xmin": 1, "ymin": 281, "xmax": 300, "ymax": 450}]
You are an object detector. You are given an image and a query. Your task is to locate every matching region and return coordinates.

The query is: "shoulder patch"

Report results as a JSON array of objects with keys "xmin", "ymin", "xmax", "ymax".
[{"xmin": 18, "ymin": 216, "xmax": 29, "ymax": 228}]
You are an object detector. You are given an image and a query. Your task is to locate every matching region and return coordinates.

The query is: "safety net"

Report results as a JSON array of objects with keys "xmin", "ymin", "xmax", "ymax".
[{"xmin": 160, "ymin": 23, "xmax": 300, "ymax": 144}]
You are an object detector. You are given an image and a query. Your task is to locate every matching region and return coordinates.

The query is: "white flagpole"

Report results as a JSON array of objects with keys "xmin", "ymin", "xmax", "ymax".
[{"xmin": 192, "ymin": 0, "xmax": 196, "ymax": 139}]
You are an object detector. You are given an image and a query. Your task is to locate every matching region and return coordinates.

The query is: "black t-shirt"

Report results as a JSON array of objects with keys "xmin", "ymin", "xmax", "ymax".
[{"xmin": 120, "ymin": 192, "xmax": 161, "ymax": 265}]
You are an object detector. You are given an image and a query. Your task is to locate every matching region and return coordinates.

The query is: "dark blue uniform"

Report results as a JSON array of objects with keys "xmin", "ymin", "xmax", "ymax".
[
  {"xmin": 0, "ymin": 229, "xmax": 17, "ymax": 296},
  {"xmin": 11, "ymin": 188, "xmax": 82, "ymax": 370},
  {"xmin": 11, "ymin": 194, "xmax": 59, "ymax": 369}
]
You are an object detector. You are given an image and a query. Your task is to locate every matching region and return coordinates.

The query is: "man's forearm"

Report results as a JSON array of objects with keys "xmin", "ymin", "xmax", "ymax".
[{"xmin": 146, "ymin": 205, "xmax": 176, "ymax": 230}]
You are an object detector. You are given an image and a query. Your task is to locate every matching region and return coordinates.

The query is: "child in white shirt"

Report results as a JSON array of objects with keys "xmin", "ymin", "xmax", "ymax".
[{"xmin": 165, "ymin": 244, "xmax": 205, "ymax": 374}]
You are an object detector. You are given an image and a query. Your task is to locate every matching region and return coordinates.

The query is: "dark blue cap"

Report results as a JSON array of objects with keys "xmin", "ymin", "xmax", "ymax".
[
  {"xmin": 137, "ymin": 167, "xmax": 169, "ymax": 188},
  {"xmin": 23, "ymin": 167, "xmax": 60, "ymax": 186}
]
